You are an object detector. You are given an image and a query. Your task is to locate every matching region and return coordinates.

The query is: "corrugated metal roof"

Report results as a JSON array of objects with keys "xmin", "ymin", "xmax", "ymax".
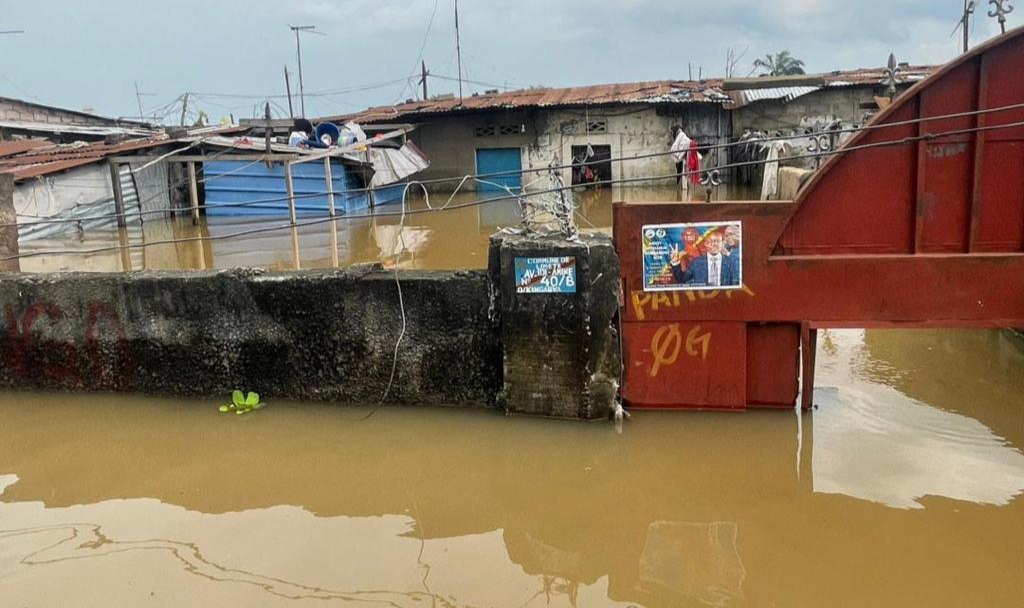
[
  {"xmin": 0, "ymin": 119, "xmax": 158, "ymax": 138},
  {"xmin": 0, "ymin": 139, "xmax": 50, "ymax": 159},
  {"xmin": 327, "ymin": 64, "xmax": 939, "ymax": 125},
  {"xmin": 823, "ymin": 65, "xmax": 934, "ymax": 86},
  {"xmin": 328, "ymin": 79, "xmax": 731, "ymax": 124},
  {"xmin": 729, "ymin": 86, "xmax": 821, "ymax": 107},
  {"xmin": 0, "ymin": 138, "xmax": 174, "ymax": 181}
]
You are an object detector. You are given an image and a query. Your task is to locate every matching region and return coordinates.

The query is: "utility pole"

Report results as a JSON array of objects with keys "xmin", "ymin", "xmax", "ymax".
[
  {"xmin": 454, "ymin": 0, "xmax": 464, "ymax": 104},
  {"xmin": 134, "ymin": 82, "xmax": 146, "ymax": 121},
  {"xmin": 289, "ymin": 25, "xmax": 325, "ymax": 118},
  {"xmin": 958, "ymin": 1, "xmax": 978, "ymax": 53},
  {"xmin": 284, "ymin": 66, "xmax": 294, "ymax": 118},
  {"xmin": 179, "ymin": 92, "xmax": 190, "ymax": 127},
  {"xmin": 420, "ymin": 60, "xmax": 430, "ymax": 100}
]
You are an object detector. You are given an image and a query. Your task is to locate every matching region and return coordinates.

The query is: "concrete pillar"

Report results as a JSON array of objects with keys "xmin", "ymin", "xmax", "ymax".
[
  {"xmin": 489, "ymin": 233, "xmax": 621, "ymax": 420},
  {"xmin": 0, "ymin": 173, "xmax": 19, "ymax": 272}
]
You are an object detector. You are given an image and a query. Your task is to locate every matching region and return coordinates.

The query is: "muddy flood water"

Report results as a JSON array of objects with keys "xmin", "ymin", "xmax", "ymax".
[
  {"xmin": 14, "ymin": 185, "xmax": 751, "ymax": 274},
  {"xmin": 1, "ymin": 328, "xmax": 1022, "ymax": 607}
]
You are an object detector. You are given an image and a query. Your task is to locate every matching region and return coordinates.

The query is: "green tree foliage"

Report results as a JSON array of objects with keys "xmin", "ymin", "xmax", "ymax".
[{"xmin": 753, "ymin": 51, "xmax": 807, "ymax": 76}]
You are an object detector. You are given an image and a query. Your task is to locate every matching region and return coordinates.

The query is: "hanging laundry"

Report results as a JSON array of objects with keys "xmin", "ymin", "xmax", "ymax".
[
  {"xmin": 761, "ymin": 141, "xmax": 787, "ymax": 200},
  {"xmin": 670, "ymin": 127, "xmax": 691, "ymax": 186},
  {"xmin": 687, "ymin": 140, "xmax": 702, "ymax": 185}
]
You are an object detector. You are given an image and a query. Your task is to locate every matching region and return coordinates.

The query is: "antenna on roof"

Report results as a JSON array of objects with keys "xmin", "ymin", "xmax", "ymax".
[
  {"xmin": 289, "ymin": 25, "xmax": 326, "ymax": 118},
  {"xmin": 454, "ymin": 0, "xmax": 464, "ymax": 105},
  {"xmin": 952, "ymin": 1, "xmax": 978, "ymax": 53}
]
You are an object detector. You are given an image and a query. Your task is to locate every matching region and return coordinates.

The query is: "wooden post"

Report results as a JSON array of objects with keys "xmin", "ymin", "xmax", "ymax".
[
  {"xmin": 0, "ymin": 173, "xmax": 20, "ymax": 272},
  {"xmin": 285, "ymin": 161, "xmax": 301, "ymax": 269},
  {"xmin": 264, "ymin": 103, "xmax": 273, "ymax": 169},
  {"xmin": 324, "ymin": 157, "xmax": 340, "ymax": 267},
  {"xmin": 109, "ymin": 161, "xmax": 127, "ymax": 229},
  {"xmin": 186, "ymin": 161, "xmax": 201, "ymax": 226},
  {"xmin": 323, "ymin": 157, "xmax": 337, "ymax": 217},
  {"xmin": 284, "ymin": 161, "xmax": 298, "ymax": 226},
  {"xmin": 284, "ymin": 67, "xmax": 294, "ymax": 118},
  {"xmin": 116, "ymin": 225, "xmax": 133, "ymax": 272}
]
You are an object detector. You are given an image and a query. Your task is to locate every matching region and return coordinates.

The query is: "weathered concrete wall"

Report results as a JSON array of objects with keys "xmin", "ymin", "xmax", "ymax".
[
  {"xmin": 0, "ymin": 268, "xmax": 502, "ymax": 406},
  {"xmin": 408, "ymin": 104, "xmax": 730, "ymax": 192},
  {"xmin": 490, "ymin": 233, "xmax": 621, "ymax": 420},
  {"xmin": 0, "ymin": 98, "xmax": 116, "ymax": 127},
  {"xmin": 731, "ymin": 87, "xmax": 881, "ymax": 135}
]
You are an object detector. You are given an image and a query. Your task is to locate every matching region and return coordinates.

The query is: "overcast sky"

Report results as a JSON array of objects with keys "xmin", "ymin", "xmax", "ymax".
[{"xmin": 0, "ymin": 1, "xmax": 1008, "ymax": 122}]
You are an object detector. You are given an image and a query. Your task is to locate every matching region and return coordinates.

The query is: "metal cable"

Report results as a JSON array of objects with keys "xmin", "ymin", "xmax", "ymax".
[
  {"xmin": 9, "ymin": 99, "xmax": 1024, "ymax": 232},
  {"xmin": 5, "ymin": 117, "xmax": 1024, "ymax": 263}
]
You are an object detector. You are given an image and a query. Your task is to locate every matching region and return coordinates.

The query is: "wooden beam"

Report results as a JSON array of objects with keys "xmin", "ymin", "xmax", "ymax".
[
  {"xmin": 108, "ymin": 161, "xmax": 127, "ymax": 230},
  {"xmin": 186, "ymin": 161, "xmax": 201, "ymax": 225}
]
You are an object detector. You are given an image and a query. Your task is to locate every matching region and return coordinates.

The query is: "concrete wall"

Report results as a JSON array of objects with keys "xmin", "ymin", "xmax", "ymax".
[
  {"xmin": 0, "ymin": 233, "xmax": 625, "ymax": 420},
  {"xmin": 0, "ymin": 98, "xmax": 117, "ymax": 127},
  {"xmin": 407, "ymin": 104, "xmax": 731, "ymax": 191},
  {"xmin": 731, "ymin": 87, "xmax": 883, "ymax": 135},
  {"xmin": 0, "ymin": 267, "xmax": 502, "ymax": 406}
]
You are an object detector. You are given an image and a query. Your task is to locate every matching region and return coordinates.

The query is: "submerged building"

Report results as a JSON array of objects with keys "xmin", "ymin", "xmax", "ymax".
[{"xmin": 325, "ymin": 64, "xmax": 934, "ymax": 192}]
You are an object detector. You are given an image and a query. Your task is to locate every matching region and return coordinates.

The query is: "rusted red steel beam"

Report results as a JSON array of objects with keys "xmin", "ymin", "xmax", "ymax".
[
  {"xmin": 616, "ymin": 202, "xmax": 1024, "ymax": 327},
  {"xmin": 614, "ymin": 201, "xmax": 1024, "ymax": 410}
]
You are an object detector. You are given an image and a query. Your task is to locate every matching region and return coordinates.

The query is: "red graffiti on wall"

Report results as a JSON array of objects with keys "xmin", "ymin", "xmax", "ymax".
[{"xmin": 2, "ymin": 300, "xmax": 129, "ymax": 388}]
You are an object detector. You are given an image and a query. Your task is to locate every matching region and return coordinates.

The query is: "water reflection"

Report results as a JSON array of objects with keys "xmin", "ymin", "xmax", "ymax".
[
  {"xmin": 813, "ymin": 329, "xmax": 1024, "ymax": 509},
  {"xmin": 15, "ymin": 186, "xmax": 757, "ymax": 274},
  {"xmin": 0, "ymin": 329, "xmax": 1022, "ymax": 606}
]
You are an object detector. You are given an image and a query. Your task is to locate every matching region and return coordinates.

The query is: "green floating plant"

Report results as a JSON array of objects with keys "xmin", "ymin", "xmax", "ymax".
[{"xmin": 219, "ymin": 390, "xmax": 265, "ymax": 415}]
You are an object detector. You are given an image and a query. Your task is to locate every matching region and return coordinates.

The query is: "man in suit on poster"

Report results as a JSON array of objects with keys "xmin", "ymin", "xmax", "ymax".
[{"xmin": 670, "ymin": 230, "xmax": 740, "ymax": 288}]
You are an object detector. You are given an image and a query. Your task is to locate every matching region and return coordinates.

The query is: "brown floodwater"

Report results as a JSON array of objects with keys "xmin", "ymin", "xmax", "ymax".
[
  {"xmin": 1, "ymin": 328, "xmax": 1022, "ymax": 607},
  {"xmin": 13, "ymin": 185, "xmax": 755, "ymax": 274}
]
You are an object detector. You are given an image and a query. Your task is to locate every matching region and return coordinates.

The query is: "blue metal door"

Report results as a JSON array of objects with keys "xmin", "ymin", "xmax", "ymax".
[{"xmin": 476, "ymin": 148, "xmax": 522, "ymax": 192}]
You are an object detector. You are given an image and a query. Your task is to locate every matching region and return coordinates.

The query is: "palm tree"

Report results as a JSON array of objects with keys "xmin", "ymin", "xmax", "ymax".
[{"xmin": 753, "ymin": 51, "xmax": 807, "ymax": 76}]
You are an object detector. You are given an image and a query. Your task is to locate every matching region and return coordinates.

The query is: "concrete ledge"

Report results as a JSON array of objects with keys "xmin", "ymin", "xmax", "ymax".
[{"xmin": 0, "ymin": 268, "xmax": 501, "ymax": 406}]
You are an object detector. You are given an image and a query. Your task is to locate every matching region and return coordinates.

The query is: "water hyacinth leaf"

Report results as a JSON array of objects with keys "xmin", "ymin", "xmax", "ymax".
[
  {"xmin": 245, "ymin": 392, "xmax": 260, "ymax": 406},
  {"xmin": 232, "ymin": 390, "xmax": 245, "ymax": 406},
  {"xmin": 219, "ymin": 405, "xmax": 231, "ymax": 413}
]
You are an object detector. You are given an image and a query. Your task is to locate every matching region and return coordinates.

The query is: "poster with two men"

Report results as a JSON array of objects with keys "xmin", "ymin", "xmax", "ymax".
[{"xmin": 642, "ymin": 221, "xmax": 743, "ymax": 291}]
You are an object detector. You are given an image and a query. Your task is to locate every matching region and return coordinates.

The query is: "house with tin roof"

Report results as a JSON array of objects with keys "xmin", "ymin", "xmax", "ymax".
[{"xmin": 312, "ymin": 65, "xmax": 935, "ymax": 193}]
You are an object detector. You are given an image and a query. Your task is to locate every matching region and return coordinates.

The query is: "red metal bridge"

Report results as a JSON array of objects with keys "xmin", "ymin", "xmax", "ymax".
[{"xmin": 614, "ymin": 27, "xmax": 1024, "ymax": 411}]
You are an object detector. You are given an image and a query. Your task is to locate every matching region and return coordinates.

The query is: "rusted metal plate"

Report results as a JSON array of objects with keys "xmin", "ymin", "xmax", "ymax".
[
  {"xmin": 746, "ymin": 323, "xmax": 800, "ymax": 408},
  {"xmin": 622, "ymin": 321, "xmax": 746, "ymax": 410}
]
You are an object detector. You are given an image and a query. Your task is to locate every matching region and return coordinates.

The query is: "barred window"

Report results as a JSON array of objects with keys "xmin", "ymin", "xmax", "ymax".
[
  {"xmin": 499, "ymin": 124, "xmax": 524, "ymax": 135},
  {"xmin": 587, "ymin": 120, "xmax": 608, "ymax": 134},
  {"xmin": 474, "ymin": 126, "xmax": 496, "ymax": 137}
]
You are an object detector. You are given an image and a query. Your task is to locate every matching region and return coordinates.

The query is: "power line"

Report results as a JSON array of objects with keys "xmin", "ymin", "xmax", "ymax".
[
  {"xmin": 6, "ymin": 117, "xmax": 1024, "ymax": 263},
  {"xmin": 9, "ymin": 99, "xmax": 1024, "ymax": 232}
]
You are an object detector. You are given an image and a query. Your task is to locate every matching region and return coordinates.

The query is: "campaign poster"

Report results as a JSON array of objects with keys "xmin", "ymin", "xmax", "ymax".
[
  {"xmin": 515, "ymin": 257, "xmax": 577, "ymax": 294},
  {"xmin": 641, "ymin": 221, "xmax": 743, "ymax": 292}
]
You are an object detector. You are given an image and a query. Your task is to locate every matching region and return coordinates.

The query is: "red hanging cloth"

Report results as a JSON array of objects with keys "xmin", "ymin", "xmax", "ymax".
[{"xmin": 687, "ymin": 140, "xmax": 701, "ymax": 185}]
